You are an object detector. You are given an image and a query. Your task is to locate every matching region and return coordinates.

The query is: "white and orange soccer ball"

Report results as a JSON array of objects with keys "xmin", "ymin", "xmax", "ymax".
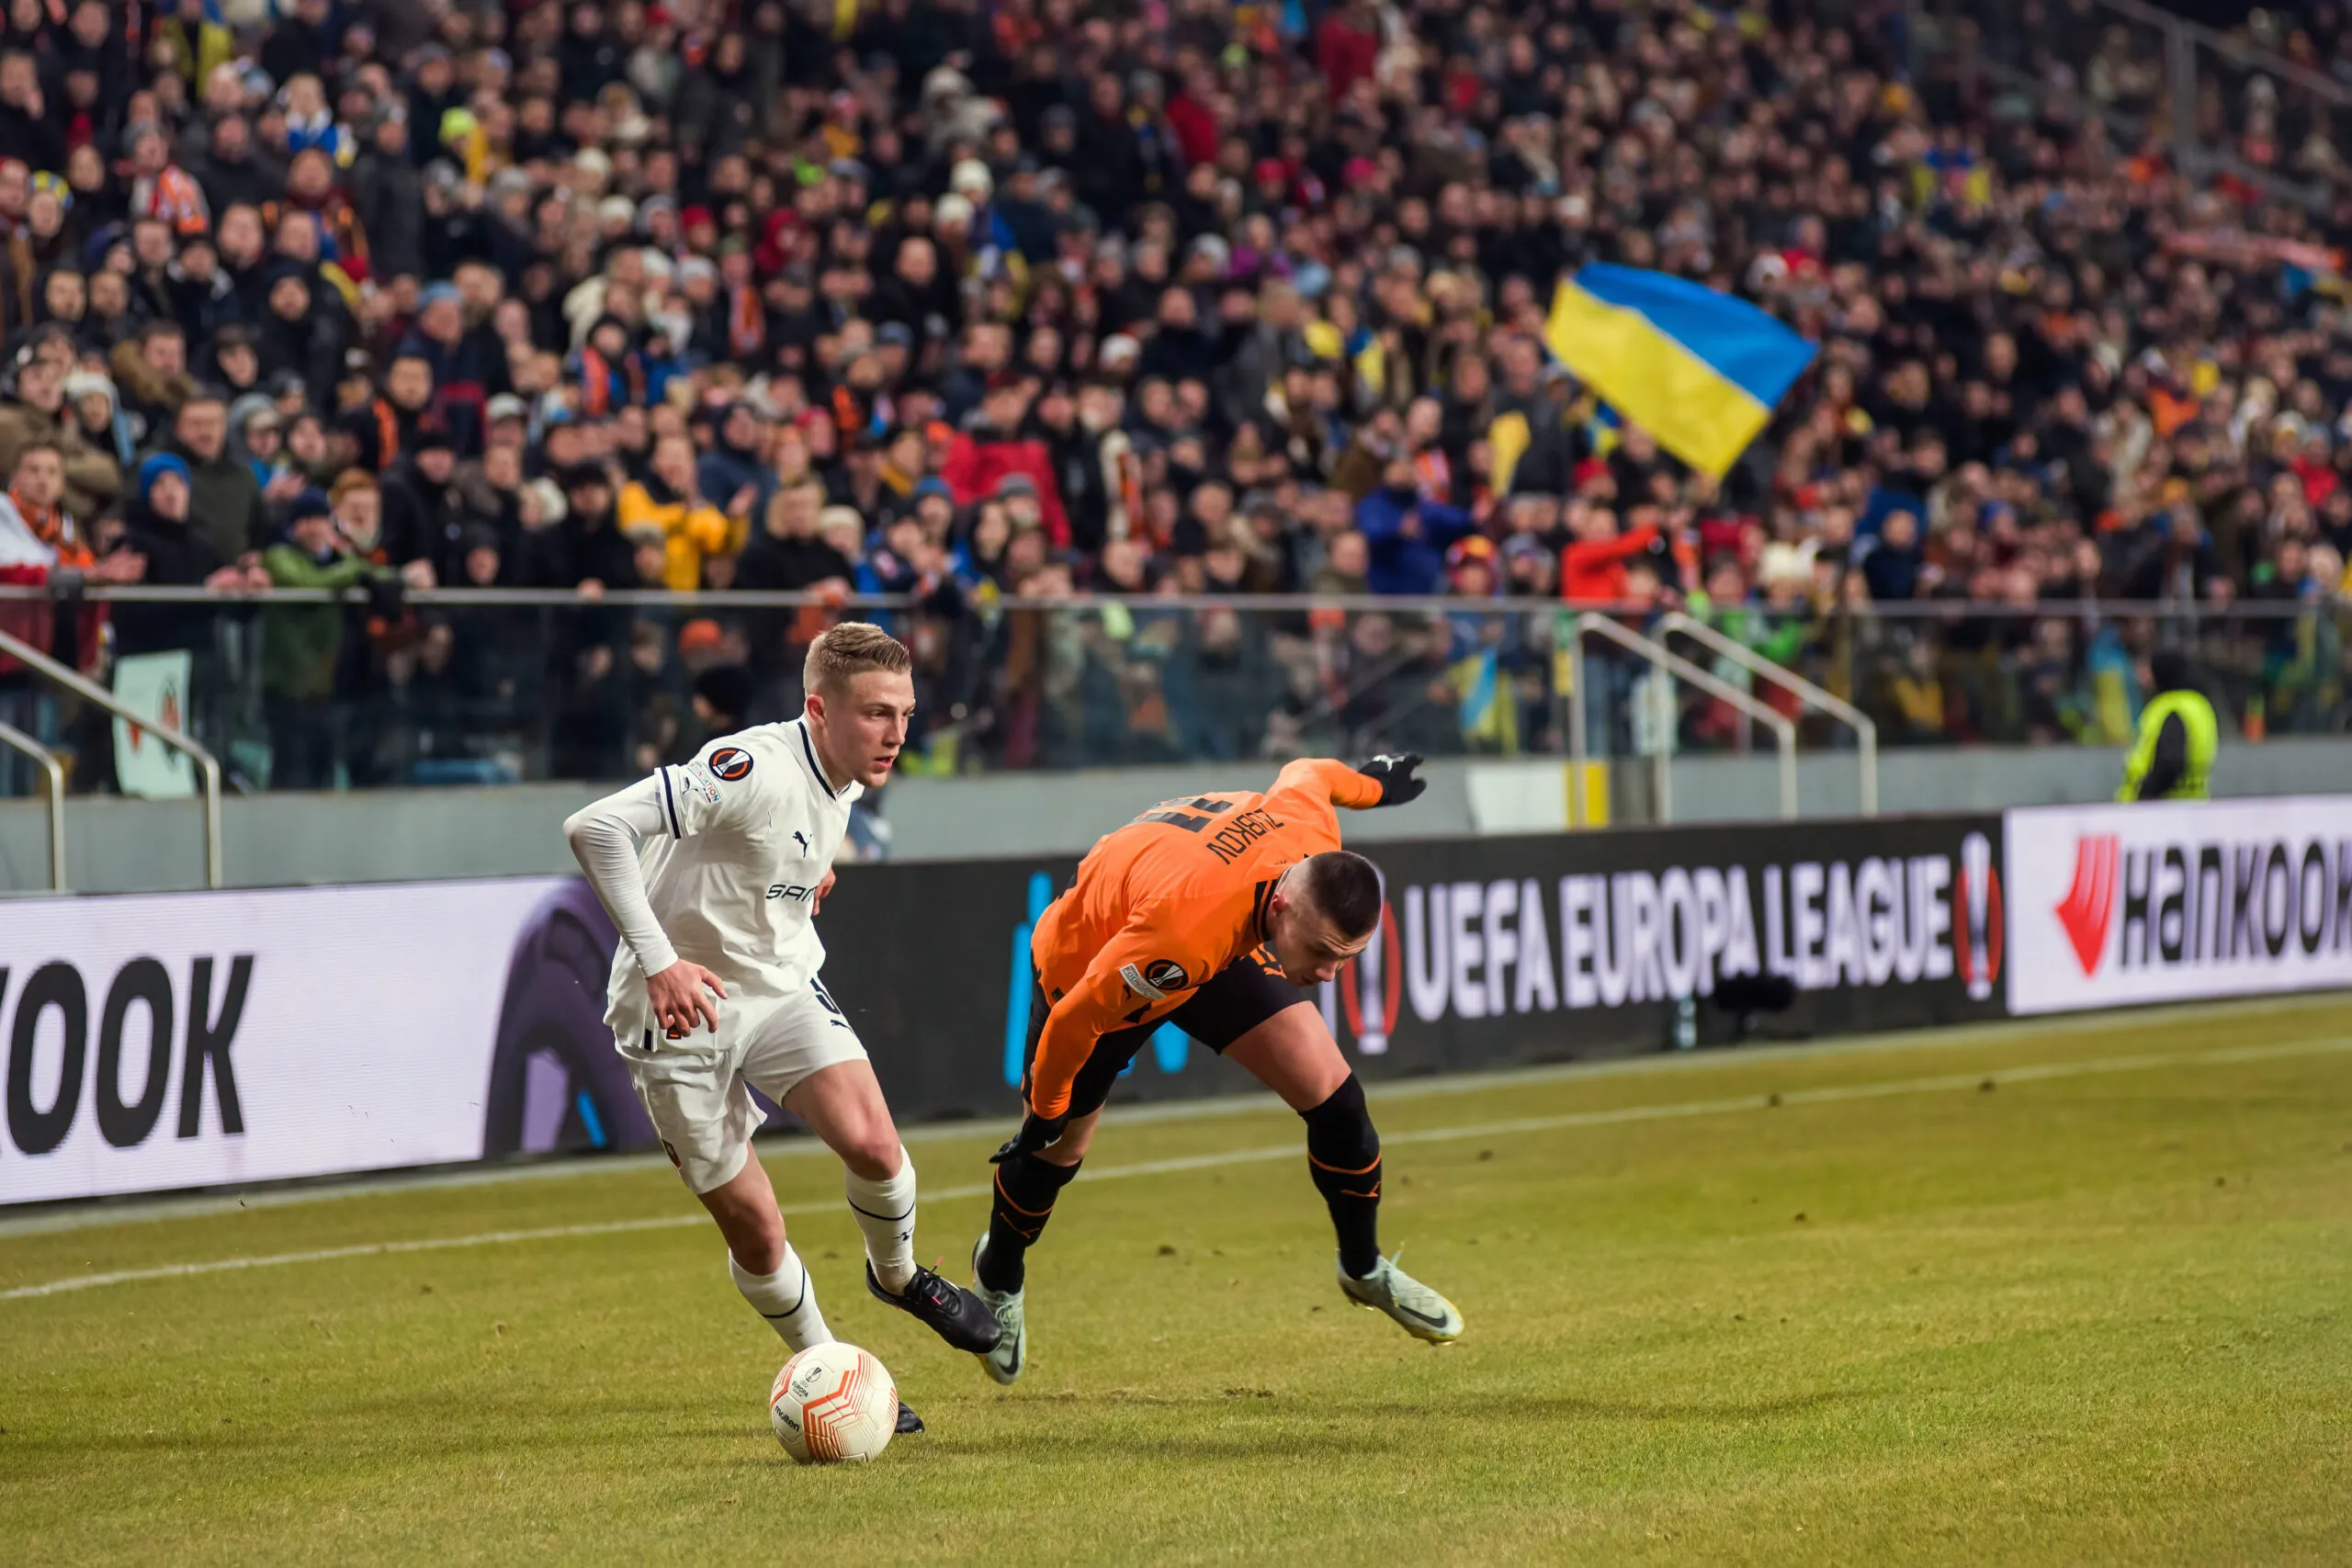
[{"xmin": 768, "ymin": 1342, "xmax": 897, "ymax": 1464}]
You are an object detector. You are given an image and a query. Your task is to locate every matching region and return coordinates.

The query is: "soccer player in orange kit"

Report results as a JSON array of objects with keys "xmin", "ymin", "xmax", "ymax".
[{"xmin": 967, "ymin": 753, "xmax": 1464, "ymax": 1383}]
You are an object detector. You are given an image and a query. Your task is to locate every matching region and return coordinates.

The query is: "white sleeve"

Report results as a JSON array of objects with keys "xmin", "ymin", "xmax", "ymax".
[
  {"xmin": 664, "ymin": 744, "xmax": 768, "ymax": 837},
  {"xmin": 563, "ymin": 775, "xmax": 684, "ymax": 978}
]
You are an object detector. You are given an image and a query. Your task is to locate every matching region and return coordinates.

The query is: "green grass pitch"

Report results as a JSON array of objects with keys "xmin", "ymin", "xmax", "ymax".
[{"xmin": 4, "ymin": 997, "xmax": 2349, "ymax": 1565}]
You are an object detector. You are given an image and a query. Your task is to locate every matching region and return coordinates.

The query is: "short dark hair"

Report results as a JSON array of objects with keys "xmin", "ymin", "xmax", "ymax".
[{"xmin": 1299, "ymin": 851, "xmax": 1382, "ymax": 941}]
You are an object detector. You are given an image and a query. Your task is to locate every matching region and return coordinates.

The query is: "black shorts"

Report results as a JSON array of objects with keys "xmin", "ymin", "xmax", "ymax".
[{"xmin": 1023, "ymin": 950, "xmax": 1307, "ymax": 1120}]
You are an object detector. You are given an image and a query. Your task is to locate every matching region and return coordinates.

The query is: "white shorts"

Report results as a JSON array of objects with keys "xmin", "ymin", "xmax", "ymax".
[{"xmin": 620, "ymin": 976, "xmax": 869, "ymax": 1194}]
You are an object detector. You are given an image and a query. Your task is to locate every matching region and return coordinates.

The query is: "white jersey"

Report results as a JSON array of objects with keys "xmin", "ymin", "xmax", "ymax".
[{"xmin": 571, "ymin": 719, "xmax": 862, "ymax": 1056}]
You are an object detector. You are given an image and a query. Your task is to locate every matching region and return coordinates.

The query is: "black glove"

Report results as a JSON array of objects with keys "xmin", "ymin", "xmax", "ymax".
[
  {"xmin": 989, "ymin": 1108, "xmax": 1070, "ymax": 1164},
  {"xmin": 1355, "ymin": 752, "xmax": 1427, "ymax": 807}
]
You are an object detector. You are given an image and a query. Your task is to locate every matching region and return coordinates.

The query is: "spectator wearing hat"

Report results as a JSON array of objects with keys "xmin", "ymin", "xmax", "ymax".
[
  {"xmin": 227, "ymin": 392, "xmax": 303, "ymax": 507},
  {"xmin": 201, "ymin": 322, "xmax": 266, "ymax": 403},
  {"xmin": 167, "ymin": 230, "xmax": 242, "ymax": 345},
  {"xmin": 61, "ymin": 369, "xmax": 133, "ymax": 470},
  {"xmin": 481, "ymin": 393, "xmax": 531, "ymax": 450},
  {"xmin": 402, "ymin": 278, "xmax": 509, "ymax": 456},
  {"xmin": 112, "ymin": 451, "xmax": 263, "ymax": 660}
]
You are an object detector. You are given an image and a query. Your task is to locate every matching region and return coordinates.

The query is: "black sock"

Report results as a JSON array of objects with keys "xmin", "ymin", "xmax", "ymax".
[
  {"xmin": 979, "ymin": 1152, "xmax": 1081, "ymax": 1293},
  {"xmin": 1301, "ymin": 1074, "xmax": 1382, "ymax": 1278}
]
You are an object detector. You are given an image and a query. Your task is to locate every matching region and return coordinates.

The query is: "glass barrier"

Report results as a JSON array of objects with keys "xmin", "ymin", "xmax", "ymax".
[{"xmin": 0, "ymin": 588, "xmax": 2345, "ymax": 796}]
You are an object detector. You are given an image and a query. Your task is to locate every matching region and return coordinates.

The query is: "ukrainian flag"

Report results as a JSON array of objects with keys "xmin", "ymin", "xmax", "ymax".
[{"xmin": 1544, "ymin": 265, "xmax": 1815, "ymax": 478}]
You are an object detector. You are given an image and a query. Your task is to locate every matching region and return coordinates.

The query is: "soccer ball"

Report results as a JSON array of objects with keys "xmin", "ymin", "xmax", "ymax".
[{"xmin": 769, "ymin": 1342, "xmax": 897, "ymax": 1463}]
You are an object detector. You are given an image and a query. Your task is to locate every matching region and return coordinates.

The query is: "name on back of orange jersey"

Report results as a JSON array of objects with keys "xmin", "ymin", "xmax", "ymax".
[{"xmin": 1205, "ymin": 807, "xmax": 1284, "ymax": 864}]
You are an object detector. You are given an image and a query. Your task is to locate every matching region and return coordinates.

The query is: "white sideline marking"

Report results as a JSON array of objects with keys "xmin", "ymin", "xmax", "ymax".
[{"xmin": 3, "ymin": 1032, "xmax": 2343, "ymax": 1303}]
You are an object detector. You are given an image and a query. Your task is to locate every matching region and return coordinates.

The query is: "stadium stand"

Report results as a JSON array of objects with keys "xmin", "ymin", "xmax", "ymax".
[{"xmin": 0, "ymin": 0, "xmax": 2345, "ymax": 792}]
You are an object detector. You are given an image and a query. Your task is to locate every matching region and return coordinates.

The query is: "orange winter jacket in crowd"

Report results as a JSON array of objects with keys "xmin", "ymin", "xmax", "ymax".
[{"xmin": 1560, "ymin": 523, "xmax": 1661, "ymax": 604}]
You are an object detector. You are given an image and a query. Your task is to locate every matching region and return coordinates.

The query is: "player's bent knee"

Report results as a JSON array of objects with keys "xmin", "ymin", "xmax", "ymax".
[
  {"xmin": 1300, "ymin": 1073, "xmax": 1380, "ymax": 1168},
  {"xmin": 842, "ymin": 1132, "xmax": 903, "ymax": 1182},
  {"xmin": 1040, "ymin": 1110, "xmax": 1099, "ymax": 1165},
  {"xmin": 715, "ymin": 1204, "xmax": 786, "ymax": 1273},
  {"xmin": 698, "ymin": 1163, "xmax": 787, "ymax": 1270}
]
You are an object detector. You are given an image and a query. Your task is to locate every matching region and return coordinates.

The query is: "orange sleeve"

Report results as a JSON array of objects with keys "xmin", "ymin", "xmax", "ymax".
[
  {"xmin": 1272, "ymin": 757, "xmax": 1382, "ymax": 812},
  {"xmin": 1027, "ymin": 903, "xmax": 1221, "ymax": 1118}
]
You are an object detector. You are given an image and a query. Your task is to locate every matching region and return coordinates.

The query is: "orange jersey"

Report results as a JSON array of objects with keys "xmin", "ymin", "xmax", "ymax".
[{"xmin": 1026, "ymin": 758, "xmax": 1383, "ymax": 1116}]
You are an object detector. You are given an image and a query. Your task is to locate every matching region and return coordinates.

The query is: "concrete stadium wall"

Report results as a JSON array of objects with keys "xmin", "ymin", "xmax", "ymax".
[{"xmin": 1, "ymin": 739, "xmax": 2345, "ymax": 893}]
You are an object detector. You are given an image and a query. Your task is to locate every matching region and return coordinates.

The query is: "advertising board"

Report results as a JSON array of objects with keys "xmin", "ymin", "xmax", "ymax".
[{"xmin": 2004, "ymin": 796, "xmax": 2352, "ymax": 1015}]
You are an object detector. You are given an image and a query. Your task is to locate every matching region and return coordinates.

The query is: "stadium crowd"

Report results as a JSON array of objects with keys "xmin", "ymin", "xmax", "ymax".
[{"xmin": 0, "ymin": 0, "xmax": 2346, "ymax": 791}]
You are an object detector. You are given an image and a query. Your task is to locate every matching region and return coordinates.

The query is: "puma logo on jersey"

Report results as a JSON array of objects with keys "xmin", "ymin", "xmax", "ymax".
[{"xmin": 793, "ymin": 830, "xmax": 810, "ymax": 853}]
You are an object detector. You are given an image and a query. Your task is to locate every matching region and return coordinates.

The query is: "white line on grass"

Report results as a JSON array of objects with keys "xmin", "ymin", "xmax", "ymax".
[{"xmin": 4, "ymin": 1032, "xmax": 2343, "ymax": 1303}]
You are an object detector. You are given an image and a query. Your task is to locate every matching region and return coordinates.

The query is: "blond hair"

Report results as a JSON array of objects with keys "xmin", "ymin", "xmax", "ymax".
[{"xmin": 804, "ymin": 621, "xmax": 911, "ymax": 696}]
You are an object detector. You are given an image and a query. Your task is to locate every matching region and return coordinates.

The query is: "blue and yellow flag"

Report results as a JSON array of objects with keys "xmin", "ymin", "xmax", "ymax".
[{"xmin": 1544, "ymin": 265, "xmax": 1815, "ymax": 478}]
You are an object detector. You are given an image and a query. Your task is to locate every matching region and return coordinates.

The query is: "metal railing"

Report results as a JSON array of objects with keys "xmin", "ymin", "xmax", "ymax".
[
  {"xmin": 1656, "ymin": 611, "xmax": 1880, "ymax": 817},
  {"xmin": 0, "ymin": 588, "xmax": 2334, "ymax": 808},
  {"xmin": 1566, "ymin": 613, "xmax": 1797, "ymax": 825},
  {"xmin": 0, "ymin": 584, "xmax": 2345, "ymax": 615},
  {"xmin": 0, "ymin": 628, "xmax": 222, "ymax": 887},
  {"xmin": 0, "ymin": 718, "xmax": 62, "ymax": 891}
]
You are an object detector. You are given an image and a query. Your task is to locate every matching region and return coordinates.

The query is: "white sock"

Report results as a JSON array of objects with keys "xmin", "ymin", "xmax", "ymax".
[
  {"xmin": 730, "ymin": 1244, "xmax": 831, "ymax": 1350},
  {"xmin": 845, "ymin": 1148, "xmax": 918, "ymax": 1294}
]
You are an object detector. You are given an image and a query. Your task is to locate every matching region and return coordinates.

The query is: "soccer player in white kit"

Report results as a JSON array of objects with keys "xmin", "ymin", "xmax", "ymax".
[{"xmin": 565, "ymin": 624, "xmax": 999, "ymax": 1432}]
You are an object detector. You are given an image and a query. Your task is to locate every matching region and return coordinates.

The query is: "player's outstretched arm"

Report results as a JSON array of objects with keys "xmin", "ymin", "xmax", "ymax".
[
  {"xmin": 563, "ymin": 776, "xmax": 727, "ymax": 1035},
  {"xmin": 1271, "ymin": 754, "xmax": 1425, "ymax": 810}
]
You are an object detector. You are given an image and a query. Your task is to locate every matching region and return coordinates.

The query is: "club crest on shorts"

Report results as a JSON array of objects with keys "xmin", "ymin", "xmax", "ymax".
[
  {"xmin": 708, "ymin": 746, "xmax": 753, "ymax": 782},
  {"xmin": 1120, "ymin": 957, "xmax": 1189, "ymax": 1000}
]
